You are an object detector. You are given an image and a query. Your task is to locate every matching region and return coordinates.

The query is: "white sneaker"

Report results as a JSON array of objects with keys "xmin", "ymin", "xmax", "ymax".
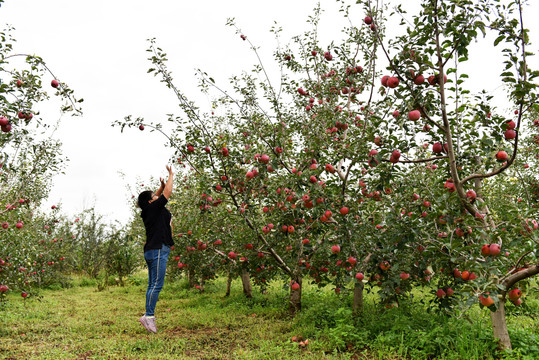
[{"xmin": 139, "ymin": 315, "xmax": 157, "ymax": 333}]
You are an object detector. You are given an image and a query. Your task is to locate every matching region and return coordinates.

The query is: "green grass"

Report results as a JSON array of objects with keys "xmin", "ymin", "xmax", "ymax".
[{"xmin": 0, "ymin": 272, "xmax": 537, "ymax": 359}]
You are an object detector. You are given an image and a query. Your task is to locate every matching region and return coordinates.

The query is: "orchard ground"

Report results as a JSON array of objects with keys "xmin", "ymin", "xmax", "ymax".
[{"xmin": 0, "ymin": 272, "xmax": 538, "ymax": 360}]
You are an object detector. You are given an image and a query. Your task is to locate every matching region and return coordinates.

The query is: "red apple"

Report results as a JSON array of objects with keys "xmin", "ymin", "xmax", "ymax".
[
  {"xmin": 508, "ymin": 289, "xmax": 521, "ymax": 301},
  {"xmin": 444, "ymin": 179, "xmax": 455, "ymax": 192},
  {"xmin": 51, "ymin": 79, "xmax": 59, "ymax": 88},
  {"xmin": 496, "ymin": 151, "xmax": 508, "ymax": 161},
  {"xmin": 331, "ymin": 245, "xmax": 341, "ymax": 254},
  {"xmin": 291, "ymin": 282, "xmax": 300, "ymax": 291},
  {"xmin": 466, "ymin": 190, "xmax": 477, "ymax": 201},
  {"xmin": 489, "ymin": 243, "xmax": 501, "ymax": 256},
  {"xmin": 340, "ymin": 207, "xmax": 349, "ymax": 215},
  {"xmin": 387, "ymin": 76, "xmax": 399, "ymax": 88},
  {"xmin": 1, "ymin": 123, "xmax": 11, "ymax": 132},
  {"xmin": 428, "ymin": 73, "xmax": 447, "ymax": 85},
  {"xmin": 504, "ymin": 129, "xmax": 516, "ymax": 140},
  {"xmin": 408, "ymin": 110, "xmax": 421, "ymax": 121},
  {"xmin": 432, "ymin": 142, "xmax": 443, "ymax": 153},
  {"xmin": 479, "ymin": 294, "xmax": 494, "ymax": 307},
  {"xmin": 325, "ymin": 164, "xmax": 335, "ymax": 174},
  {"xmin": 381, "ymin": 75, "xmax": 389, "ymax": 87},
  {"xmin": 260, "ymin": 154, "xmax": 270, "ymax": 164},
  {"xmin": 400, "ymin": 272, "xmax": 410, "ymax": 280},
  {"xmin": 364, "ymin": 16, "xmax": 373, "ymax": 24},
  {"xmin": 414, "ymin": 74, "xmax": 425, "ymax": 85},
  {"xmin": 436, "ymin": 289, "xmax": 446, "ymax": 298}
]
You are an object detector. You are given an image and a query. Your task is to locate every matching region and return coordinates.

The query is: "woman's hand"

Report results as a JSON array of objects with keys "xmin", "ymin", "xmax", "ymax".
[
  {"xmin": 155, "ymin": 177, "xmax": 166, "ymax": 197},
  {"xmin": 163, "ymin": 165, "xmax": 174, "ymax": 199}
]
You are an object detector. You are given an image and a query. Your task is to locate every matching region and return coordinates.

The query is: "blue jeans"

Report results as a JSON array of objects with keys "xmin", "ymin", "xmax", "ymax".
[{"xmin": 144, "ymin": 244, "xmax": 170, "ymax": 316}]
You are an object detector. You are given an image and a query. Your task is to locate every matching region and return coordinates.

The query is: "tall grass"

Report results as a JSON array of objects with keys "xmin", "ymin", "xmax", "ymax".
[{"xmin": 0, "ymin": 272, "xmax": 537, "ymax": 359}]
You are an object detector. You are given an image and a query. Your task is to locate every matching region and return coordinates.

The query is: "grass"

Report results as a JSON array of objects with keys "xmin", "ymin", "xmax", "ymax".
[{"xmin": 0, "ymin": 272, "xmax": 537, "ymax": 359}]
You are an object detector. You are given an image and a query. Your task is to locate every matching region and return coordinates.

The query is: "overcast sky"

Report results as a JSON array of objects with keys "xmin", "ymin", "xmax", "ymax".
[{"xmin": 1, "ymin": 0, "xmax": 538, "ymax": 225}]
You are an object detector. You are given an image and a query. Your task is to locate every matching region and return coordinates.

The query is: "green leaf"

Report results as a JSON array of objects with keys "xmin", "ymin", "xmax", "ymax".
[{"xmin": 494, "ymin": 35, "xmax": 505, "ymax": 46}]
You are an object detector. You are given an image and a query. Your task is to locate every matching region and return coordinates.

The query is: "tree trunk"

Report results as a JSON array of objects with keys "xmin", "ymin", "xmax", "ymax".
[
  {"xmin": 225, "ymin": 270, "xmax": 232, "ymax": 297},
  {"xmin": 288, "ymin": 276, "xmax": 302, "ymax": 315},
  {"xmin": 187, "ymin": 268, "xmax": 195, "ymax": 288},
  {"xmin": 199, "ymin": 274, "xmax": 205, "ymax": 293},
  {"xmin": 240, "ymin": 268, "xmax": 252, "ymax": 298},
  {"xmin": 353, "ymin": 281, "xmax": 364, "ymax": 314},
  {"xmin": 491, "ymin": 300, "xmax": 512, "ymax": 350}
]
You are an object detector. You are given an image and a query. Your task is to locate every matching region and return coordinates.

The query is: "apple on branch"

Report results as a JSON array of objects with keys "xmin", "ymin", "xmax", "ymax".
[{"xmin": 408, "ymin": 110, "xmax": 421, "ymax": 121}]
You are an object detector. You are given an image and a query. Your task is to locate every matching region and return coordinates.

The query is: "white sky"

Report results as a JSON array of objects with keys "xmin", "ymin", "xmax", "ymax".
[{"xmin": 1, "ymin": 0, "xmax": 538, "ymax": 225}]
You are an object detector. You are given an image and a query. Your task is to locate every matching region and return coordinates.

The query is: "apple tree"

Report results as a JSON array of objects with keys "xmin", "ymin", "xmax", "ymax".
[
  {"xmin": 116, "ymin": 2, "xmax": 405, "ymax": 314},
  {"xmin": 359, "ymin": 0, "xmax": 538, "ymax": 350},
  {"xmin": 0, "ymin": 24, "xmax": 82, "ymax": 298},
  {"xmin": 116, "ymin": 1, "xmax": 538, "ymax": 350}
]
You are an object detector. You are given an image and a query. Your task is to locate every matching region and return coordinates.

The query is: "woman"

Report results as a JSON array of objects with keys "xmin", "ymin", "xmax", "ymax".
[{"xmin": 137, "ymin": 165, "xmax": 174, "ymax": 333}]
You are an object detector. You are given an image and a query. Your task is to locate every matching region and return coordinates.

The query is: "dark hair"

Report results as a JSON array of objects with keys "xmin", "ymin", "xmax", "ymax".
[{"xmin": 138, "ymin": 190, "xmax": 153, "ymax": 210}]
